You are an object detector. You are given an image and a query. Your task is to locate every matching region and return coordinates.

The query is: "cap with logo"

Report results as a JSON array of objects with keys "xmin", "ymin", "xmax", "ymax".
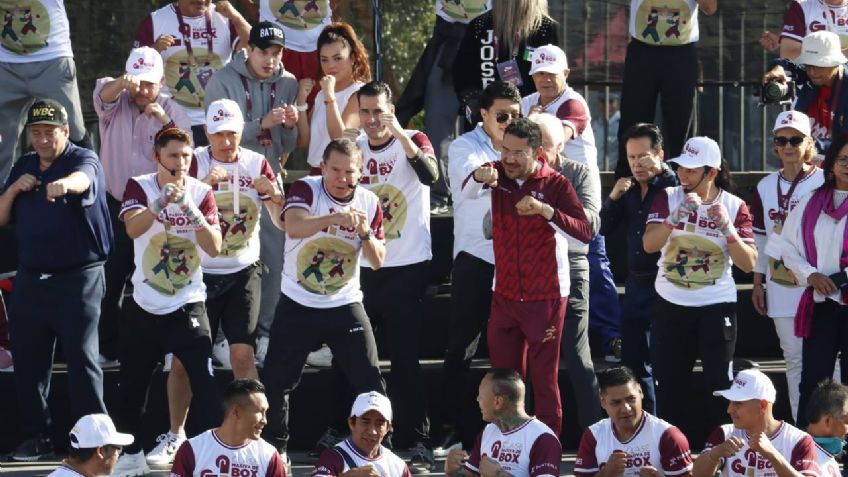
[
  {"xmin": 773, "ymin": 110, "xmax": 812, "ymax": 137},
  {"xmin": 529, "ymin": 44, "xmax": 569, "ymax": 76},
  {"xmin": 206, "ymin": 98, "xmax": 245, "ymax": 134},
  {"xmin": 350, "ymin": 391, "xmax": 393, "ymax": 421},
  {"xmin": 250, "ymin": 21, "xmax": 286, "ymax": 49},
  {"xmin": 125, "ymin": 46, "xmax": 164, "ymax": 84},
  {"xmin": 69, "ymin": 414, "xmax": 134, "ymax": 449},
  {"xmin": 668, "ymin": 136, "xmax": 722, "ymax": 170},
  {"xmin": 26, "ymin": 99, "xmax": 68, "ymax": 127},
  {"xmin": 794, "ymin": 31, "xmax": 848, "ymax": 68},
  {"xmin": 713, "ymin": 369, "xmax": 777, "ymax": 403}
]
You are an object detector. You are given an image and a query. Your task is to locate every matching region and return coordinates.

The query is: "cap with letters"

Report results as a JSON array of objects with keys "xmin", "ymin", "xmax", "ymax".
[
  {"xmin": 69, "ymin": 414, "xmax": 134, "ymax": 449},
  {"xmin": 350, "ymin": 391, "xmax": 393, "ymax": 421},
  {"xmin": 26, "ymin": 99, "xmax": 68, "ymax": 127}
]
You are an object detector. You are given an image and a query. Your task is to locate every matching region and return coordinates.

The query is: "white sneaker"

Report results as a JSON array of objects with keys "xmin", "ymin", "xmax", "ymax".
[
  {"xmin": 212, "ymin": 339, "xmax": 232, "ymax": 370},
  {"xmin": 280, "ymin": 451, "xmax": 292, "ymax": 477},
  {"xmin": 0, "ymin": 346, "xmax": 13, "ymax": 373},
  {"xmin": 110, "ymin": 451, "xmax": 150, "ymax": 477},
  {"xmin": 145, "ymin": 431, "xmax": 186, "ymax": 466},
  {"xmin": 162, "ymin": 353, "xmax": 173, "ymax": 373},
  {"xmin": 255, "ymin": 336, "xmax": 269, "ymax": 368},
  {"xmin": 306, "ymin": 344, "xmax": 333, "ymax": 368}
]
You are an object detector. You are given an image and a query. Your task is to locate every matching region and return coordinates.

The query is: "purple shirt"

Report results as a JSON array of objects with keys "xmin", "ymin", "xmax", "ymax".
[{"xmin": 94, "ymin": 77, "xmax": 191, "ymax": 200}]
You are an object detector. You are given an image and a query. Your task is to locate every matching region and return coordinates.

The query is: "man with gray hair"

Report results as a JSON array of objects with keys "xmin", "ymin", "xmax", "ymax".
[{"xmin": 527, "ymin": 111, "xmax": 602, "ymax": 428}]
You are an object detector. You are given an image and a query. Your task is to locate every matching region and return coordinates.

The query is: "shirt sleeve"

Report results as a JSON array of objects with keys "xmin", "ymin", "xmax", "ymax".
[
  {"xmin": 549, "ymin": 174, "xmax": 593, "ymax": 243},
  {"xmin": 702, "ymin": 427, "xmax": 729, "ymax": 469},
  {"xmin": 464, "ymin": 430, "xmax": 484, "ymax": 475},
  {"xmin": 734, "ymin": 201, "xmax": 756, "ymax": 244},
  {"xmin": 169, "ymin": 441, "xmax": 195, "ymax": 477},
  {"xmin": 120, "ymin": 178, "xmax": 148, "ymax": 220},
  {"xmin": 311, "ymin": 448, "xmax": 345, "ymax": 477},
  {"xmin": 265, "ymin": 450, "xmax": 287, "ymax": 477},
  {"xmin": 791, "ymin": 435, "xmax": 820, "ymax": 477},
  {"xmin": 411, "ymin": 131, "xmax": 436, "ymax": 156},
  {"xmin": 555, "ymin": 98, "xmax": 590, "ymax": 138},
  {"xmin": 528, "ymin": 433, "xmax": 562, "ymax": 477},
  {"xmin": 283, "ymin": 180, "xmax": 315, "ymax": 221},
  {"xmin": 93, "ymin": 77, "xmax": 120, "ymax": 123},
  {"xmin": 164, "ymin": 97, "xmax": 193, "ymax": 132},
  {"xmin": 198, "ymin": 189, "xmax": 219, "ymax": 226},
  {"xmin": 781, "ymin": 1, "xmax": 807, "ymax": 42},
  {"xmin": 659, "ymin": 427, "xmax": 694, "ymax": 476},
  {"xmin": 646, "ymin": 188, "xmax": 671, "ymax": 224},
  {"xmin": 258, "ymin": 158, "xmax": 278, "ymax": 200},
  {"xmin": 71, "ymin": 151, "xmax": 100, "ymax": 208},
  {"xmin": 574, "ymin": 428, "xmax": 600, "ymax": 476},
  {"xmin": 134, "ymin": 15, "xmax": 154, "ymax": 48},
  {"xmin": 779, "ymin": 193, "xmax": 819, "ymax": 286}
]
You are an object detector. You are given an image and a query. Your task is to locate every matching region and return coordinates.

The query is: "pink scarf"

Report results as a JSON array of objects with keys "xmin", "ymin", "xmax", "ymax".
[{"xmin": 794, "ymin": 186, "xmax": 848, "ymax": 338}]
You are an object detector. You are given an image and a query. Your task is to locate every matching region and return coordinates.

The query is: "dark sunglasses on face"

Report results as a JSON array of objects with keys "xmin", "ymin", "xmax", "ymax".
[
  {"xmin": 773, "ymin": 136, "xmax": 805, "ymax": 147},
  {"xmin": 495, "ymin": 112, "xmax": 522, "ymax": 124}
]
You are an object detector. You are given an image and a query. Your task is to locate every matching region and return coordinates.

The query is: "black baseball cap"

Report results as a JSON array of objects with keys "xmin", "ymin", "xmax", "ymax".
[
  {"xmin": 27, "ymin": 99, "xmax": 68, "ymax": 127},
  {"xmin": 249, "ymin": 22, "xmax": 285, "ymax": 49}
]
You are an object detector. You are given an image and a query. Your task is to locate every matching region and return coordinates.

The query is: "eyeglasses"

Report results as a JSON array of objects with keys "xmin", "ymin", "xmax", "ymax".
[
  {"xmin": 501, "ymin": 148, "xmax": 533, "ymax": 160},
  {"xmin": 835, "ymin": 156, "xmax": 848, "ymax": 167},
  {"xmin": 495, "ymin": 112, "xmax": 522, "ymax": 124},
  {"xmin": 773, "ymin": 136, "xmax": 805, "ymax": 147}
]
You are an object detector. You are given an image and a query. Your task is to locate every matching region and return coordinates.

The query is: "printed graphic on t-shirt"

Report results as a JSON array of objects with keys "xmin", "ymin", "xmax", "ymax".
[
  {"xmin": 0, "ymin": 1, "xmax": 49, "ymax": 54},
  {"xmin": 661, "ymin": 235, "xmax": 724, "ymax": 289},
  {"xmin": 142, "ymin": 232, "xmax": 201, "ymax": 296},
  {"xmin": 165, "ymin": 49, "xmax": 223, "ymax": 109},
  {"xmin": 269, "ymin": 0, "xmax": 327, "ymax": 30},
  {"xmin": 635, "ymin": 0, "xmax": 693, "ymax": 45},
  {"xmin": 297, "ymin": 237, "xmax": 356, "ymax": 295},
  {"xmin": 438, "ymin": 0, "xmax": 488, "ymax": 21},
  {"xmin": 768, "ymin": 216, "xmax": 800, "ymax": 287},
  {"xmin": 214, "ymin": 189, "xmax": 260, "ymax": 257},
  {"xmin": 369, "ymin": 184, "xmax": 407, "ymax": 241}
]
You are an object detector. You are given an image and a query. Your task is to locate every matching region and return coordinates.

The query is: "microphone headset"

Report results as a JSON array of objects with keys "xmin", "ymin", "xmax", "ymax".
[
  {"xmin": 158, "ymin": 157, "xmax": 177, "ymax": 177},
  {"xmin": 683, "ymin": 170, "xmax": 709, "ymax": 194}
]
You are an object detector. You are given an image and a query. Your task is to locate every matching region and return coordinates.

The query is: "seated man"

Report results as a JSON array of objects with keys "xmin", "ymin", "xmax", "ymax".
[
  {"xmin": 804, "ymin": 380, "xmax": 848, "ymax": 477},
  {"xmin": 171, "ymin": 379, "xmax": 287, "ymax": 477},
  {"xmin": 444, "ymin": 369, "xmax": 562, "ymax": 477},
  {"xmin": 50, "ymin": 414, "xmax": 133, "ymax": 477},
  {"xmin": 575, "ymin": 365, "xmax": 693, "ymax": 477},
  {"xmin": 693, "ymin": 369, "xmax": 818, "ymax": 477},
  {"xmin": 312, "ymin": 391, "xmax": 411, "ymax": 477}
]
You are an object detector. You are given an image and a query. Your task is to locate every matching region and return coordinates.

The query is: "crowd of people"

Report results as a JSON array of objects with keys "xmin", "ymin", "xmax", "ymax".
[{"xmin": 3, "ymin": 0, "xmax": 848, "ymax": 477}]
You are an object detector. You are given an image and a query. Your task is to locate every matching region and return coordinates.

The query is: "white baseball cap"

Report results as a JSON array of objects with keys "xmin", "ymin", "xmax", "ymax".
[
  {"xmin": 668, "ymin": 137, "xmax": 722, "ymax": 170},
  {"xmin": 713, "ymin": 369, "xmax": 777, "ymax": 403},
  {"xmin": 206, "ymin": 99, "xmax": 245, "ymax": 134},
  {"xmin": 529, "ymin": 44, "xmax": 569, "ymax": 75},
  {"xmin": 350, "ymin": 391, "xmax": 393, "ymax": 421},
  {"xmin": 69, "ymin": 414, "xmax": 134, "ymax": 449},
  {"xmin": 794, "ymin": 31, "xmax": 848, "ymax": 67},
  {"xmin": 773, "ymin": 110, "xmax": 812, "ymax": 137},
  {"xmin": 125, "ymin": 47, "xmax": 164, "ymax": 83}
]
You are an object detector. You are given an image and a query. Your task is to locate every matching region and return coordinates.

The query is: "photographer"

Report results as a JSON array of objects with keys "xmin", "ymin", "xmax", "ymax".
[{"xmin": 762, "ymin": 31, "xmax": 848, "ymax": 153}]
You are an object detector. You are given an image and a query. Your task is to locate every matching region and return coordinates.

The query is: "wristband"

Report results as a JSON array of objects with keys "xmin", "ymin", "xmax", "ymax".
[
  {"xmin": 296, "ymin": 103, "xmax": 308, "ymax": 112},
  {"xmin": 358, "ymin": 229, "xmax": 374, "ymax": 241}
]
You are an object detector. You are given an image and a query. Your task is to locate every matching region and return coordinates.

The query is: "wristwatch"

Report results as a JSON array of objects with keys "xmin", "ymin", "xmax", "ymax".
[
  {"xmin": 358, "ymin": 229, "xmax": 374, "ymax": 241},
  {"xmin": 295, "ymin": 103, "xmax": 308, "ymax": 112}
]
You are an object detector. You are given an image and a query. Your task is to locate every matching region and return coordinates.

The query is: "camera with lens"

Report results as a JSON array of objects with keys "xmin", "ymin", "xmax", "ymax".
[{"xmin": 761, "ymin": 79, "xmax": 795, "ymax": 105}]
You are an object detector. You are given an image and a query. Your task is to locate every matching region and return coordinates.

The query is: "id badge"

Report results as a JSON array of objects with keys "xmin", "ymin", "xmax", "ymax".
[
  {"xmin": 258, "ymin": 128, "xmax": 273, "ymax": 148},
  {"xmin": 196, "ymin": 64, "xmax": 214, "ymax": 89},
  {"xmin": 497, "ymin": 59, "xmax": 523, "ymax": 87}
]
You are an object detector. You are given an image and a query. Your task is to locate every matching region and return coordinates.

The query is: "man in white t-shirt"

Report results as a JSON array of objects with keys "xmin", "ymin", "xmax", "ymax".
[
  {"xmin": 262, "ymin": 138, "xmax": 386, "ymax": 463},
  {"xmin": 444, "ymin": 369, "xmax": 562, "ymax": 477},
  {"xmin": 693, "ymin": 369, "xmax": 819, "ymax": 477},
  {"xmin": 49, "ymin": 414, "xmax": 133, "ymax": 477},
  {"xmin": 312, "ymin": 391, "xmax": 412, "ymax": 477},
  {"xmin": 171, "ymin": 379, "xmax": 288, "ymax": 477},
  {"xmin": 0, "ymin": 0, "xmax": 90, "ymax": 183},
  {"xmin": 575, "ymin": 365, "xmax": 693, "ymax": 477}
]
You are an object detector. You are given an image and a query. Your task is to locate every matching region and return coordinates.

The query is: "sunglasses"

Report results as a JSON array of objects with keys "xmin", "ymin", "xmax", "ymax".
[
  {"xmin": 495, "ymin": 112, "xmax": 522, "ymax": 124},
  {"xmin": 773, "ymin": 136, "xmax": 805, "ymax": 147}
]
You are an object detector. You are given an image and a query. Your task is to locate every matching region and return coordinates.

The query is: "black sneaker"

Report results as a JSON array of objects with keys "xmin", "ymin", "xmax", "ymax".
[
  {"xmin": 604, "ymin": 337, "xmax": 622, "ymax": 363},
  {"xmin": 408, "ymin": 441, "xmax": 435, "ymax": 474},
  {"xmin": 309, "ymin": 428, "xmax": 343, "ymax": 457},
  {"xmin": 12, "ymin": 435, "xmax": 53, "ymax": 462}
]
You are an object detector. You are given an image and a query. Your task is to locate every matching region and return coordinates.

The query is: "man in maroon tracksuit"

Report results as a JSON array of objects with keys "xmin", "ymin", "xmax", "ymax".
[{"xmin": 462, "ymin": 118, "xmax": 592, "ymax": 437}]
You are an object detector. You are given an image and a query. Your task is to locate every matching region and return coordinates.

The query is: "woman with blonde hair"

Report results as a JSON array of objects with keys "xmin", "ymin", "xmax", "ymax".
[
  {"xmin": 295, "ymin": 21, "xmax": 371, "ymax": 174},
  {"xmin": 452, "ymin": 0, "xmax": 559, "ymax": 98},
  {"xmin": 749, "ymin": 110, "xmax": 825, "ymax": 423}
]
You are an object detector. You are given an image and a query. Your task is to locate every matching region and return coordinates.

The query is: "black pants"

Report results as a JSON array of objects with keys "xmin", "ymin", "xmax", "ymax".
[
  {"xmin": 9, "ymin": 264, "xmax": 107, "ymax": 437},
  {"xmin": 99, "ymin": 195, "xmax": 134, "ymax": 360},
  {"xmin": 797, "ymin": 300, "xmax": 848, "ymax": 428},
  {"xmin": 263, "ymin": 294, "xmax": 384, "ymax": 452},
  {"xmin": 651, "ymin": 297, "xmax": 736, "ymax": 433},
  {"xmin": 115, "ymin": 298, "xmax": 221, "ymax": 454},
  {"xmin": 616, "ymin": 40, "xmax": 697, "ymax": 177},
  {"xmin": 362, "ymin": 261, "xmax": 431, "ymax": 446},
  {"xmin": 191, "ymin": 124, "xmax": 209, "ymax": 147},
  {"xmin": 620, "ymin": 275, "xmax": 659, "ymax": 414},
  {"xmin": 441, "ymin": 252, "xmax": 494, "ymax": 446},
  {"xmin": 561, "ymin": 257, "xmax": 602, "ymax": 429}
]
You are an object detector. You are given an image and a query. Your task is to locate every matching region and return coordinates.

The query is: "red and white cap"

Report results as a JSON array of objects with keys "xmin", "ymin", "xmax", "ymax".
[
  {"xmin": 125, "ymin": 47, "xmax": 164, "ymax": 84},
  {"xmin": 529, "ymin": 44, "xmax": 569, "ymax": 75},
  {"xmin": 351, "ymin": 391, "xmax": 393, "ymax": 421},
  {"xmin": 773, "ymin": 110, "xmax": 812, "ymax": 137},
  {"xmin": 206, "ymin": 98, "xmax": 245, "ymax": 134},
  {"xmin": 713, "ymin": 369, "xmax": 777, "ymax": 403},
  {"xmin": 69, "ymin": 414, "xmax": 134, "ymax": 449},
  {"xmin": 669, "ymin": 136, "xmax": 722, "ymax": 170}
]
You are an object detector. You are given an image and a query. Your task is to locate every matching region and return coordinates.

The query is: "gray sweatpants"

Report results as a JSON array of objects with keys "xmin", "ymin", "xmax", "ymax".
[
  {"xmin": 0, "ymin": 57, "xmax": 87, "ymax": 182},
  {"xmin": 257, "ymin": 205, "xmax": 283, "ymax": 338}
]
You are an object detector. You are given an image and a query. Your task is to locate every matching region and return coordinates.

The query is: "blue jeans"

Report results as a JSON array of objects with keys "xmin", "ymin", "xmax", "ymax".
[
  {"xmin": 588, "ymin": 235, "xmax": 621, "ymax": 350},
  {"xmin": 620, "ymin": 275, "xmax": 657, "ymax": 413}
]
